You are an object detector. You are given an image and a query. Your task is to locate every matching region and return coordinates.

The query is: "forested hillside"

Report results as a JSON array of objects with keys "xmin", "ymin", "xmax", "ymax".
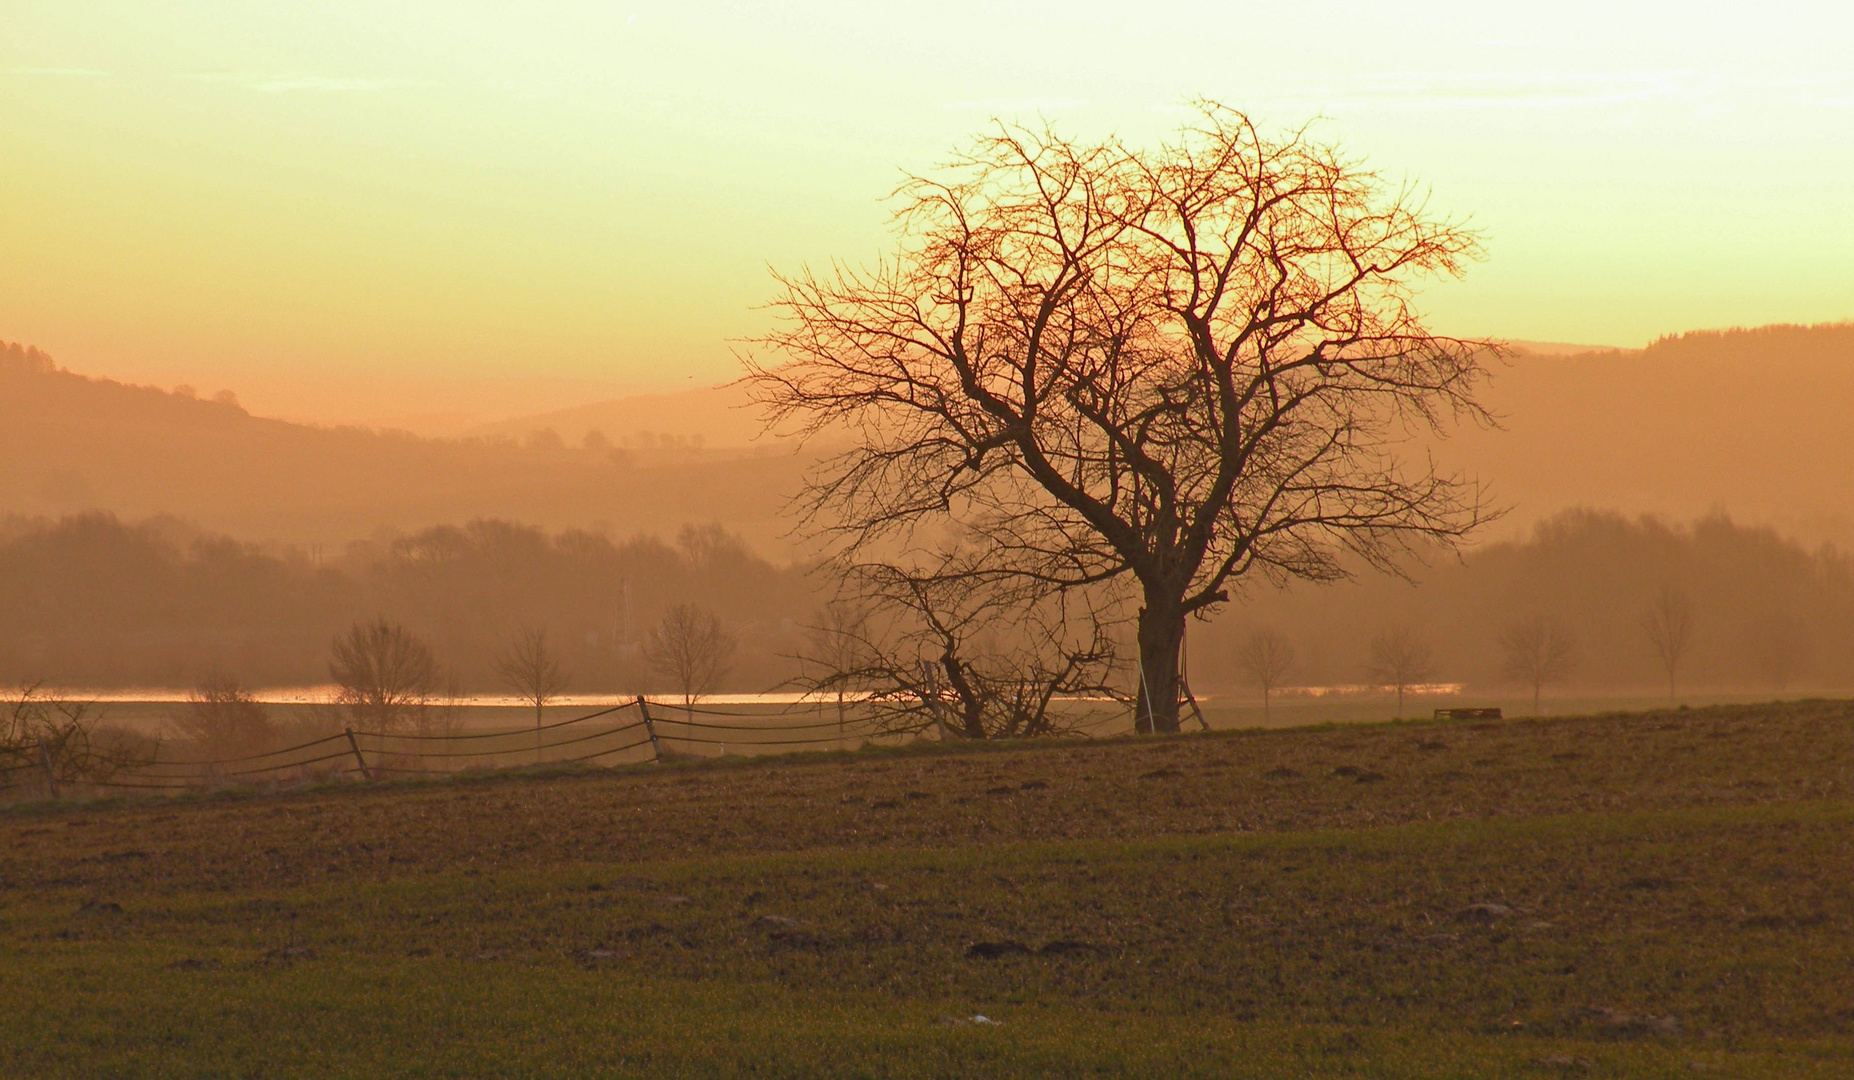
[
  {"xmin": 0, "ymin": 342, "xmax": 811, "ymax": 553},
  {"xmin": 1443, "ymin": 322, "xmax": 1854, "ymax": 547},
  {"xmin": 8, "ymin": 323, "xmax": 1854, "ymax": 554}
]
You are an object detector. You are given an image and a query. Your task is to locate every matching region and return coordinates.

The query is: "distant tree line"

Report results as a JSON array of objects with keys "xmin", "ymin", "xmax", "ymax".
[
  {"xmin": 0, "ymin": 513, "xmax": 808, "ymax": 692},
  {"xmin": 1214, "ymin": 508, "xmax": 1854, "ymax": 703},
  {"xmin": 3, "ymin": 508, "xmax": 1852, "ymax": 707}
]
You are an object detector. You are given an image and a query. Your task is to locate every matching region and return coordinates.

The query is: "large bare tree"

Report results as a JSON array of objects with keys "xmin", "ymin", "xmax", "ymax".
[{"xmin": 748, "ymin": 103, "xmax": 1492, "ymax": 733}]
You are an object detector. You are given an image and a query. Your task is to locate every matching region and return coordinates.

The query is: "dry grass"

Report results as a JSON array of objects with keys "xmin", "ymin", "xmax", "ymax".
[{"xmin": 2, "ymin": 700, "xmax": 1851, "ymax": 1077}]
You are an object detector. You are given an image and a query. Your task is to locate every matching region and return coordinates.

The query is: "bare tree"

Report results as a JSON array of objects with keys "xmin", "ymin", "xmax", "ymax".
[
  {"xmin": 330, "ymin": 618, "xmax": 440, "ymax": 733},
  {"xmin": 1, "ymin": 682, "xmax": 148, "ymax": 795},
  {"xmin": 494, "ymin": 625, "xmax": 568, "ymax": 755},
  {"xmin": 747, "ymin": 102, "xmax": 1492, "ymax": 734},
  {"xmin": 1498, "ymin": 616, "xmax": 1576, "ymax": 715},
  {"xmin": 1746, "ymin": 609, "xmax": 1803, "ymax": 695},
  {"xmin": 1366, "ymin": 626, "xmax": 1434, "ymax": 718},
  {"xmin": 804, "ymin": 599, "xmax": 873, "ymax": 743},
  {"xmin": 644, "ymin": 603, "xmax": 737, "ymax": 716},
  {"xmin": 1235, "ymin": 628, "xmax": 1295, "ymax": 721},
  {"xmin": 794, "ymin": 558, "xmax": 1118, "ymax": 740},
  {"xmin": 171, "ymin": 674, "xmax": 278, "ymax": 757},
  {"xmin": 1641, "ymin": 586, "xmax": 1693, "ymax": 700}
]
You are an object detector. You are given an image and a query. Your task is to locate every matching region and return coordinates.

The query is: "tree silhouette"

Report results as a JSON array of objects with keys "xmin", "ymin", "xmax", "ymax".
[
  {"xmin": 171, "ymin": 674, "xmax": 277, "ymax": 757},
  {"xmin": 1498, "ymin": 616, "xmax": 1576, "ymax": 715},
  {"xmin": 1641, "ymin": 586, "xmax": 1693, "ymax": 700},
  {"xmin": 1235, "ymin": 628, "xmax": 1295, "ymax": 721},
  {"xmin": 329, "ymin": 618, "xmax": 439, "ymax": 733},
  {"xmin": 793, "ymin": 558, "xmax": 1117, "ymax": 741},
  {"xmin": 644, "ymin": 603, "xmax": 737, "ymax": 717},
  {"xmin": 494, "ymin": 626, "xmax": 567, "ymax": 757},
  {"xmin": 804, "ymin": 599, "xmax": 873, "ymax": 744},
  {"xmin": 1, "ymin": 681, "xmax": 148, "ymax": 794},
  {"xmin": 1746, "ymin": 609, "xmax": 1803, "ymax": 695},
  {"xmin": 749, "ymin": 102, "xmax": 1491, "ymax": 734},
  {"xmin": 1366, "ymin": 626, "xmax": 1434, "ymax": 718}
]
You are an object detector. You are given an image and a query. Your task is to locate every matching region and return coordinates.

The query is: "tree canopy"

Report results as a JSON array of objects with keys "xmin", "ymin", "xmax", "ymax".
[{"xmin": 751, "ymin": 103, "xmax": 1493, "ymax": 732}]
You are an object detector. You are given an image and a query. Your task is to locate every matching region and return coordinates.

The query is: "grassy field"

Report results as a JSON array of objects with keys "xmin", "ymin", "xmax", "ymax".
[{"xmin": 3, "ymin": 702, "xmax": 1852, "ymax": 1077}]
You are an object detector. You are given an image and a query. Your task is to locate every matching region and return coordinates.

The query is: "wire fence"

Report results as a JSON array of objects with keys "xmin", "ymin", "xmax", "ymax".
[
  {"xmin": 9, "ymin": 697, "xmax": 897, "ymax": 795},
  {"xmin": 2, "ymin": 694, "xmax": 1140, "ymax": 799}
]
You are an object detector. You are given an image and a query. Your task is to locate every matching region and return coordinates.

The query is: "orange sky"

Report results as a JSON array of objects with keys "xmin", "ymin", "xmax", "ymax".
[{"xmin": 4, "ymin": 2, "xmax": 1851, "ymax": 425}]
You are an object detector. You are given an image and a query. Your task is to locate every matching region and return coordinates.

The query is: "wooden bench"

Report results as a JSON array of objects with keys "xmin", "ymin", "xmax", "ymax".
[{"xmin": 1433, "ymin": 707, "xmax": 1503, "ymax": 721}]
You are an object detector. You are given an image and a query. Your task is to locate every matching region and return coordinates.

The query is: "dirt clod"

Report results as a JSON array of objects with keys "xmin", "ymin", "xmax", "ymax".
[
  {"xmin": 1575, "ymin": 1005, "xmax": 1680, "ymax": 1037},
  {"xmin": 1455, "ymin": 903, "xmax": 1516, "ymax": 923},
  {"xmin": 1530, "ymin": 1055, "xmax": 1595, "ymax": 1071},
  {"xmin": 966, "ymin": 940, "xmax": 1032, "ymax": 959}
]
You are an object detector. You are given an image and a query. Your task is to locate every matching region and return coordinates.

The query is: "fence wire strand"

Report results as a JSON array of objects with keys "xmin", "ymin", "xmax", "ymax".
[
  {"xmin": 359, "ymin": 702, "xmax": 633, "ymax": 742},
  {"xmin": 664, "ymin": 730, "xmax": 863, "ymax": 748},
  {"xmin": 362, "ymin": 719, "xmax": 647, "ymax": 760},
  {"xmin": 135, "ymin": 731, "xmax": 351, "ymax": 769},
  {"xmin": 651, "ymin": 714, "xmax": 870, "ymax": 734},
  {"xmin": 557, "ymin": 734, "xmax": 657, "ymax": 764}
]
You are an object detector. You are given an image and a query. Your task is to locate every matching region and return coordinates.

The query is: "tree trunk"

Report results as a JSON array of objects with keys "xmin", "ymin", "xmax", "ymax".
[
  {"xmin": 1135, "ymin": 600, "xmax": 1185, "ymax": 735},
  {"xmin": 939, "ymin": 653, "xmax": 989, "ymax": 739}
]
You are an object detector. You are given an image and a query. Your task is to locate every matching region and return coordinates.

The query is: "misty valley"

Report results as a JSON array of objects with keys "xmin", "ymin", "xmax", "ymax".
[{"xmin": 6, "ymin": 73, "xmax": 1854, "ymax": 1080}]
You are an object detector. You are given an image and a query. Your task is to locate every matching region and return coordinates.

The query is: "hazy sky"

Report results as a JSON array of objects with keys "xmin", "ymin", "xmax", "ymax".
[{"xmin": 5, "ymin": 2, "xmax": 1851, "ymax": 423}]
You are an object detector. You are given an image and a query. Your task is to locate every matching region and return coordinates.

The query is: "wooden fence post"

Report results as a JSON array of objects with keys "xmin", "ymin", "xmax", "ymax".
[
  {"xmin": 635, "ymin": 697, "xmax": 663, "ymax": 763},
  {"xmin": 343, "ymin": 727, "xmax": 372, "ymax": 781},
  {"xmin": 37, "ymin": 740, "xmax": 58, "ymax": 799}
]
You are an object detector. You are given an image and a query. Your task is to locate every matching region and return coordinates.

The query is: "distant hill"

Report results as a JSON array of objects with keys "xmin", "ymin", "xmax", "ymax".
[
  {"xmin": 1441, "ymin": 323, "xmax": 1854, "ymax": 548},
  {"xmin": 466, "ymin": 382, "xmax": 775, "ymax": 450},
  {"xmin": 0, "ymin": 343, "xmax": 815, "ymax": 553},
  {"xmin": 4, "ymin": 322, "xmax": 1852, "ymax": 553}
]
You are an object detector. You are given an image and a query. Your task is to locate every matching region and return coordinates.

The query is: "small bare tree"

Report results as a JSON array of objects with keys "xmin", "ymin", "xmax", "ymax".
[
  {"xmin": 1235, "ymin": 628, "xmax": 1295, "ymax": 721},
  {"xmin": 1, "ymin": 682, "xmax": 148, "ymax": 796},
  {"xmin": 1641, "ymin": 586, "xmax": 1693, "ymax": 700},
  {"xmin": 804, "ymin": 599, "xmax": 872, "ymax": 743},
  {"xmin": 1746, "ymin": 609, "xmax": 1803, "ymax": 695},
  {"xmin": 330, "ymin": 618, "xmax": 440, "ymax": 733},
  {"xmin": 644, "ymin": 603, "xmax": 737, "ymax": 717},
  {"xmin": 171, "ymin": 675, "xmax": 278, "ymax": 757},
  {"xmin": 494, "ymin": 625, "xmax": 568, "ymax": 756},
  {"xmin": 1498, "ymin": 616, "xmax": 1576, "ymax": 715},
  {"xmin": 1366, "ymin": 626, "xmax": 1434, "ymax": 718},
  {"xmin": 794, "ymin": 560, "xmax": 1117, "ymax": 740}
]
